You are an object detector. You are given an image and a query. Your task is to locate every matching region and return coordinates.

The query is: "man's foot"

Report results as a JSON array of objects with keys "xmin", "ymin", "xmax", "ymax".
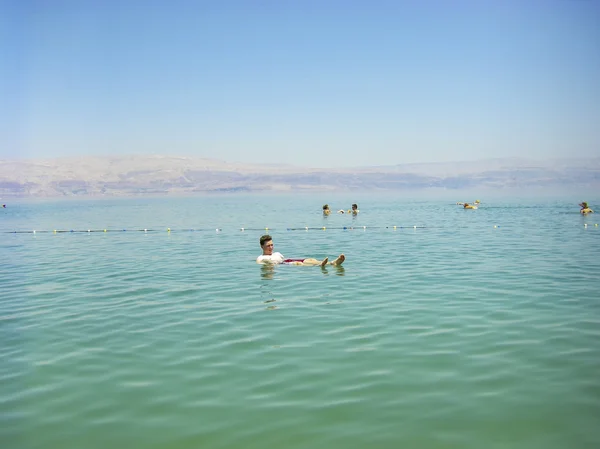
[
  {"xmin": 320, "ymin": 257, "xmax": 329, "ymax": 267},
  {"xmin": 332, "ymin": 254, "xmax": 345, "ymax": 266}
]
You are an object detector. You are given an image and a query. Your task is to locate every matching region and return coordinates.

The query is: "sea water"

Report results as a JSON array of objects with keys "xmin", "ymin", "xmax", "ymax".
[{"xmin": 1, "ymin": 194, "xmax": 599, "ymax": 449}]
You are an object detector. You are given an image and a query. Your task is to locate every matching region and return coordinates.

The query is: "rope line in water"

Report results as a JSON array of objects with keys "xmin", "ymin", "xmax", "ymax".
[
  {"xmin": 4, "ymin": 225, "xmax": 433, "ymax": 234},
  {"xmin": 3, "ymin": 223, "xmax": 599, "ymax": 234}
]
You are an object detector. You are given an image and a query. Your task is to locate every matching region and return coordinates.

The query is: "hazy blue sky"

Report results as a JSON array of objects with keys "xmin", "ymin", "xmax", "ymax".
[{"xmin": 2, "ymin": 0, "xmax": 599, "ymax": 167}]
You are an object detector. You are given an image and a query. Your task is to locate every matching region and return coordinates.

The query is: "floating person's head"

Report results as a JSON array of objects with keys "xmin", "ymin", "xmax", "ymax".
[
  {"xmin": 351, "ymin": 203, "xmax": 358, "ymax": 210},
  {"xmin": 259, "ymin": 234, "xmax": 274, "ymax": 255},
  {"xmin": 323, "ymin": 204, "xmax": 331, "ymax": 215},
  {"xmin": 580, "ymin": 202, "xmax": 588, "ymax": 208}
]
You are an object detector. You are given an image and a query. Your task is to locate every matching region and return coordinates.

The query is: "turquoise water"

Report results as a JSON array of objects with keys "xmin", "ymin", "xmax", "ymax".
[{"xmin": 2, "ymin": 195, "xmax": 599, "ymax": 449}]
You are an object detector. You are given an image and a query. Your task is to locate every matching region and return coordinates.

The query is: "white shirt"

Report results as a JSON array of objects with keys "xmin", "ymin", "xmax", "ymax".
[{"xmin": 257, "ymin": 252, "xmax": 285, "ymax": 264}]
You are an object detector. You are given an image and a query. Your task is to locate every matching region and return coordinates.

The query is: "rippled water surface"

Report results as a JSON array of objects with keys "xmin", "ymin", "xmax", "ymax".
[{"xmin": 2, "ymin": 195, "xmax": 599, "ymax": 449}]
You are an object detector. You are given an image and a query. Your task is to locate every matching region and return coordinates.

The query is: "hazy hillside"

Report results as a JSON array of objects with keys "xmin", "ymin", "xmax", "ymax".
[{"xmin": 1, "ymin": 155, "xmax": 599, "ymax": 197}]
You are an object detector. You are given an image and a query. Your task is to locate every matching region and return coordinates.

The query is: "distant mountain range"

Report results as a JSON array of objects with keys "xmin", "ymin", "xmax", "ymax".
[{"xmin": 1, "ymin": 155, "xmax": 599, "ymax": 197}]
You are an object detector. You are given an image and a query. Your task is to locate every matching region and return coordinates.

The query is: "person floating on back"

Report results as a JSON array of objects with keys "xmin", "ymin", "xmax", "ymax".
[
  {"xmin": 256, "ymin": 234, "xmax": 345, "ymax": 267},
  {"xmin": 580, "ymin": 202, "xmax": 594, "ymax": 214},
  {"xmin": 336, "ymin": 204, "xmax": 358, "ymax": 214}
]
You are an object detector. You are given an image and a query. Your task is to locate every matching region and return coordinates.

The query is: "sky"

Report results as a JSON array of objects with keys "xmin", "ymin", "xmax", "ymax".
[{"xmin": 1, "ymin": 0, "xmax": 599, "ymax": 168}]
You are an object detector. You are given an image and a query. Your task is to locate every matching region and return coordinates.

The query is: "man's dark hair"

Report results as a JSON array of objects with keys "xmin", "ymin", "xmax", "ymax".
[
  {"xmin": 352, "ymin": 203, "xmax": 358, "ymax": 209},
  {"xmin": 259, "ymin": 234, "xmax": 272, "ymax": 247}
]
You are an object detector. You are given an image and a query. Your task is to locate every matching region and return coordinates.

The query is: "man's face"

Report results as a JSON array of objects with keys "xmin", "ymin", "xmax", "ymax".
[{"xmin": 262, "ymin": 240, "xmax": 274, "ymax": 255}]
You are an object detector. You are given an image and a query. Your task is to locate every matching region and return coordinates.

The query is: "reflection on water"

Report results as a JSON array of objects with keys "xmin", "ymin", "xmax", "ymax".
[
  {"xmin": 260, "ymin": 263, "xmax": 345, "ymax": 279},
  {"xmin": 322, "ymin": 265, "xmax": 345, "ymax": 276},
  {"xmin": 260, "ymin": 263, "xmax": 275, "ymax": 280}
]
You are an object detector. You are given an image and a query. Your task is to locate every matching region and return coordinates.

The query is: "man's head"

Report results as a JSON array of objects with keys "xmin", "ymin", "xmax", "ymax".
[
  {"xmin": 323, "ymin": 204, "xmax": 329, "ymax": 211},
  {"xmin": 351, "ymin": 203, "xmax": 358, "ymax": 210},
  {"xmin": 260, "ymin": 234, "xmax": 274, "ymax": 255},
  {"xmin": 580, "ymin": 202, "xmax": 588, "ymax": 208}
]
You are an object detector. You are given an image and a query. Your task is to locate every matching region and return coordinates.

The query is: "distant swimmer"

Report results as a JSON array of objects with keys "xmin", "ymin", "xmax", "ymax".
[
  {"xmin": 2, "ymin": 204, "xmax": 5, "ymax": 208},
  {"xmin": 256, "ymin": 234, "xmax": 345, "ymax": 267},
  {"xmin": 463, "ymin": 203, "xmax": 477, "ymax": 209},
  {"xmin": 457, "ymin": 200, "xmax": 480, "ymax": 206},
  {"xmin": 580, "ymin": 202, "xmax": 594, "ymax": 214},
  {"xmin": 322, "ymin": 204, "xmax": 331, "ymax": 216}
]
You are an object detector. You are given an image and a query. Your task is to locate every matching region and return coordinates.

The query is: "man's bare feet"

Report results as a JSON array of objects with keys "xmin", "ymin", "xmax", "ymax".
[
  {"xmin": 320, "ymin": 257, "xmax": 329, "ymax": 267},
  {"xmin": 331, "ymin": 254, "xmax": 345, "ymax": 266}
]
